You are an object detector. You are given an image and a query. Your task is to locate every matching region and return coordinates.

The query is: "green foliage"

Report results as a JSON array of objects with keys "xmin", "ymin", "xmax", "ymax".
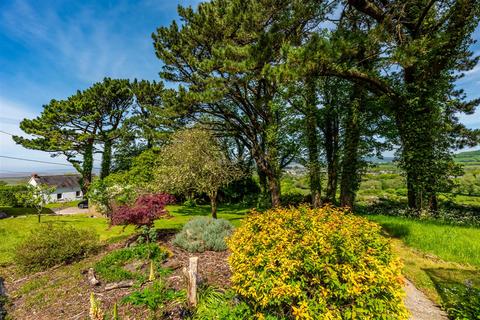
[
  {"xmin": 122, "ymin": 280, "xmax": 185, "ymax": 311},
  {"xmin": 0, "ymin": 185, "xmax": 28, "ymax": 207},
  {"xmin": 155, "ymin": 128, "xmax": 244, "ymax": 217},
  {"xmin": 182, "ymin": 199, "xmax": 197, "ymax": 208},
  {"xmin": 366, "ymin": 214, "xmax": 480, "ymax": 267},
  {"xmin": 94, "ymin": 243, "xmax": 169, "ymax": 282},
  {"xmin": 193, "ymin": 287, "xmax": 255, "ymax": 320},
  {"xmin": 280, "ymin": 193, "xmax": 311, "ymax": 207},
  {"xmin": 173, "ymin": 217, "xmax": 234, "ymax": 253},
  {"xmin": 228, "ymin": 206, "xmax": 408, "ymax": 319},
  {"xmin": 88, "ymin": 148, "xmax": 164, "ymax": 215},
  {"xmin": 14, "ymin": 223, "xmax": 100, "ymax": 272}
]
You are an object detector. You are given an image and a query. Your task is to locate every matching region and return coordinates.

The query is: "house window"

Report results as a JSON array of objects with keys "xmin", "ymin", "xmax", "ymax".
[
  {"xmin": 57, "ymin": 193, "xmax": 62, "ymax": 200},
  {"xmin": 76, "ymin": 191, "xmax": 81, "ymax": 197}
]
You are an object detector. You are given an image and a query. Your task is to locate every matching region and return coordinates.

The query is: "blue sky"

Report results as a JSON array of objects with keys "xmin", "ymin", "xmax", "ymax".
[{"xmin": 0, "ymin": 0, "xmax": 479, "ymax": 174}]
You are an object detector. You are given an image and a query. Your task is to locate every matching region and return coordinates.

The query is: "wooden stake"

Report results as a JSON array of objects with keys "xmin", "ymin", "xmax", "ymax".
[{"xmin": 184, "ymin": 257, "xmax": 198, "ymax": 306}]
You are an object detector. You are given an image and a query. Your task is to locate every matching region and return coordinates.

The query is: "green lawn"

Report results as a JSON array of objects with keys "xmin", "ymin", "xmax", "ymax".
[
  {"xmin": 0, "ymin": 204, "xmax": 249, "ymax": 266},
  {"xmin": 366, "ymin": 214, "xmax": 480, "ymax": 267},
  {"xmin": 366, "ymin": 214, "xmax": 480, "ymax": 315}
]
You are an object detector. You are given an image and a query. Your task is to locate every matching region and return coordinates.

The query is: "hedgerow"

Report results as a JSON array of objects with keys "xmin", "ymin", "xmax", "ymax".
[{"xmin": 227, "ymin": 205, "xmax": 409, "ymax": 319}]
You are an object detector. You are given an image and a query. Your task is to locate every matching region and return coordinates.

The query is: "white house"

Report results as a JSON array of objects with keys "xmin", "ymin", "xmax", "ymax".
[{"xmin": 28, "ymin": 174, "xmax": 83, "ymax": 203}]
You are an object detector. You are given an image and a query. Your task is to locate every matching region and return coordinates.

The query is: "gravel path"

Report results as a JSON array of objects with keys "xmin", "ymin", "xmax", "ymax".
[
  {"xmin": 54, "ymin": 207, "xmax": 90, "ymax": 215},
  {"xmin": 404, "ymin": 279, "xmax": 448, "ymax": 320}
]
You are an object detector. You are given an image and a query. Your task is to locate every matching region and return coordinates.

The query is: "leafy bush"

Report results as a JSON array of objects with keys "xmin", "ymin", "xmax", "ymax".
[
  {"xmin": 183, "ymin": 198, "xmax": 197, "ymax": 208},
  {"xmin": 227, "ymin": 205, "xmax": 408, "ymax": 319},
  {"xmin": 220, "ymin": 176, "xmax": 261, "ymax": 204},
  {"xmin": 193, "ymin": 287, "xmax": 255, "ymax": 320},
  {"xmin": 0, "ymin": 185, "xmax": 28, "ymax": 207},
  {"xmin": 442, "ymin": 283, "xmax": 480, "ymax": 319},
  {"xmin": 122, "ymin": 280, "xmax": 185, "ymax": 311},
  {"xmin": 111, "ymin": 193, "xmax": 175, "ymax": 228},
  {"xmin": 280, "ymin": 193, "xmax": 310, "ymax": 207},
  {"xmin": 15, "ymin": 223, "xmax": 100, "ymax": 272},
  {"xmin": 173, "ymin": 217, "xmax": 234, "ymax": 252},
  {"xmin": 94, "ymin": 243, "xmax": 169, "ymax": 282}
]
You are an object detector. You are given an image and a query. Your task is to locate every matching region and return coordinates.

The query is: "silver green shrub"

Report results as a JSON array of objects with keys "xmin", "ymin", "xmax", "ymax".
[{"xmin": 173, "ymin": 217, "xmax": 234, "ymax": 252}]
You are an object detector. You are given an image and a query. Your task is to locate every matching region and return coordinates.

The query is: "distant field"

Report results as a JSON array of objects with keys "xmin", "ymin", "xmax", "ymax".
[{"xmin": 0, "ymin": 176, "xmax": 29, "ymax": 185}]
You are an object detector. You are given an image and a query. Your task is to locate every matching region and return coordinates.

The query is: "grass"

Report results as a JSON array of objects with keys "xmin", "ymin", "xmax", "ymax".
[
  {"xmin": 0, "ymin": 206, "xmax": 54, "ymax": 216},
  {"xmin": 389, "ymin": 238, "xmax": 479, "ymax": 306},
  {"xmin": 45, "ymin": 200, "xmax": 81, "ymax": 209},
  {"xmin": 0, "ymin": 203, "xmax": 249, "ymax": 266},
  {"xmin": 366, "ymin": 214, "xmax": 480, "ymax": 267}
]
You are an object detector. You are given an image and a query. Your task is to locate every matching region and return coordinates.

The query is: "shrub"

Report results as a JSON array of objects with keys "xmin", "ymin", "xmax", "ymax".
[
  {"xmin": 173, "ymin": 217, "xmax": 234, "ymax": 252},
  {"xmin": 111, "ymin": 193, "xmax": 175, "ymax": 228},
  {"xmin": 122, "ymin": 280, "xmax": 185, "ymax": 311},
  {"xmin": 193, "ymin": 287, "xmax": 255, "ymax": 320},
  {"xmin": 15, "ymin": 223, "xmax": 100, "ymax": 272},
  {"xmin": 0, "ymin": 185, "xmax": 28, "ymax": 207},
  {"xmin": 280, "ymin": 193, "xmax": 310, "ymax": 207},
  {"xmin": 227, "ymin": 205, "xmax": 408, "ymax": 319},
  {"xmin": 94, "ymin": 243, "xmax": 169, "ymax": 282}
]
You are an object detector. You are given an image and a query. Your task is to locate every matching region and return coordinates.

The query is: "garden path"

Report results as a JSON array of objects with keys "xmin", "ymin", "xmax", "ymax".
[{"xmin": 404, "ymin": 279, "xmax": 448, "ymax": 320}]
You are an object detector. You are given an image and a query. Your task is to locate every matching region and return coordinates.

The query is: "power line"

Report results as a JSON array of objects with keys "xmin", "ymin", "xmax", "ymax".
[
  {"xmin": 0, "ymin": 130, "xmax": 14, "ymax": 136},
  {"xmin": 0, "ymin": 155, "xmax": 101, "ymax": 169}
]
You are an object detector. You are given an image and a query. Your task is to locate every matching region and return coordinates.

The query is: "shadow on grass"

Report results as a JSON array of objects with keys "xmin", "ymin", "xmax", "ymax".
[
  {"xmin": 1, "ymin": 207, "xmax": 54, "ymax": 217},
  {"xmin": 425, "ymin": 268, "xmax": 480, "ymax": 319},
  {"xmin": 172, "ymin": 203, "xmax": 250, "ymax": 217},
  {"xmin": 378, "ymin": 222, "xmax": 410, "ymax": 238}
]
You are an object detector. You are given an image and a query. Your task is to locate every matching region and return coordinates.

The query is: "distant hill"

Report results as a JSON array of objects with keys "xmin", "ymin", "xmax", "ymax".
[{"xmin": 454, "ymin": 150, "xmax": 480, "ymax": 163}]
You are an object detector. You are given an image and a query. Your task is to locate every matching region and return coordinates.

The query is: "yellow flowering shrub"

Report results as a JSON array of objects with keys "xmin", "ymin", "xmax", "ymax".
[{"xmin": 227, "ymin": 205, "xmax": 409, "ymax": 319}]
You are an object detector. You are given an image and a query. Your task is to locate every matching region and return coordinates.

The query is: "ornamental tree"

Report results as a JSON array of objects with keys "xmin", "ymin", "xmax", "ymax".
[
  {"xmin": 155, "ymin": 128, "xmax": 243, "ymax": 218},
  {"xmin": 110, "ymin": 193, "xmax": 175, "ymax": 228}
]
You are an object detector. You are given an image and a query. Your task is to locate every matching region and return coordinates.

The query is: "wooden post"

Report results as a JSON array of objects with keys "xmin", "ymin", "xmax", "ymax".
[{"xmin": 184, "ymin": 257, "xmax": 198, "ymax": 306}]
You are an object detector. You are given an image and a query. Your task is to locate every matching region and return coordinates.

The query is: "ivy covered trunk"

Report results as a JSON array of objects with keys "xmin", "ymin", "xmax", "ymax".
[
  {"xmin": 340, "ymin": 87, "xmax": 362, "ymax": 208},
  {"xmin": 81, "ymin": 138, "xmax": 95, "ymax": 194},
  {"xmin": 323, "ymin": 105, "xmax": 339, "ymax": 203},
  {"xmin": 305, "ymin": 81, "xmax": 322, "ymax": 207},
  {"xmin": 100, "ymin": 139, "xmax": 113, "ymax": 179}
]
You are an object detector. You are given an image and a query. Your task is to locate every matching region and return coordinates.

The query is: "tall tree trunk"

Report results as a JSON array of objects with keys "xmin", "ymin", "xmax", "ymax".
[
  {"xmin": 257, "ymin": 167, "xmax": 269, "ymax": 204},
  {"xmin": 323, "ymin": 106, "xmax": 339, "ymax": 203},
  {"xmin": 304, "ymin": 82, "xmax": 322, "ymax": 208},
  {"xmin": 100, "ymin": 139, "xmax": 113, "ymax": 179},
  {"xmin": 340, "ymin": 87, "xmax": 362, "ymax": 208},
  {"xmin": 210, "ymin": 191, "xmax": 218, "ymax": 219},
  {"xmin": 81, "ymin": 138, "xmax": 94, "ymax": 194},
  {"xmin": 267, "ymin": 173, "xmax": 281, "ymax": 207}
]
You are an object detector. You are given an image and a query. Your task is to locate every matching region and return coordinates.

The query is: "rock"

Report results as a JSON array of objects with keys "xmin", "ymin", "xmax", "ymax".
[
  {"xmin": 0, "ymin": 212, "xmax": 8, "ymax": 219},
  {"xmin": 162, "ymin": 259, "xmax": 182, "ymax": 270},
  {"xmin": 123, "ymin": 260, "xmax": 145, "ymax": 273},
  {"xmin": 104, "ymin": 280, "xmax": 135, "ymax": 291}
]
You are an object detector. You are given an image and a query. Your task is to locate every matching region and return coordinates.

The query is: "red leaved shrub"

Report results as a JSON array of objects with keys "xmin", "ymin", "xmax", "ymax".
[{"xmin": 111, "ymin": 193, "xmax": 176, "ymax": 227}]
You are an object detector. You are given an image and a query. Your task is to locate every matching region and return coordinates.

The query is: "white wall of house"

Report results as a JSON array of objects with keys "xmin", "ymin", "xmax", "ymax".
[
  {"xmin": 28, "ymin": 177, "xmax": 83, "ymax": 203},
  {"xmin": 48, "ymin": 187, "xmax": 83, "ymax": 202}
]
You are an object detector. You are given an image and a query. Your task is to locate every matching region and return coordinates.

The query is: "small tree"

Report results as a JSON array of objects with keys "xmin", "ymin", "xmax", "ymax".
[
  {"xmin": 18, "ymin": 184, "xmax": 54, "ymax": 223},
  {"xmin": 110, "ymin": 193, "xmax": 175, "ymax": 228},
  {"xmin": 156, "ymin": 128, "xmax": 243, "ymax": 218}
]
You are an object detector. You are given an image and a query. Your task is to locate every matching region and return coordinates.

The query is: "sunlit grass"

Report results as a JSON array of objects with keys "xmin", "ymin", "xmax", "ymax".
[
  {"xmin": 0, "ymin": 204, "xmax": 250, "ymax": 265},
  {"xmin": 367, "ymin": 214, "xmax": 480, "ymax": 267}
]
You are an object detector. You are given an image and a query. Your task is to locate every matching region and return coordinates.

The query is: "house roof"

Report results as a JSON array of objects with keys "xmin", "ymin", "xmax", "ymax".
[{"xmin": 31, "ymin": 174, "xmax": 81, "ymax": 189}]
